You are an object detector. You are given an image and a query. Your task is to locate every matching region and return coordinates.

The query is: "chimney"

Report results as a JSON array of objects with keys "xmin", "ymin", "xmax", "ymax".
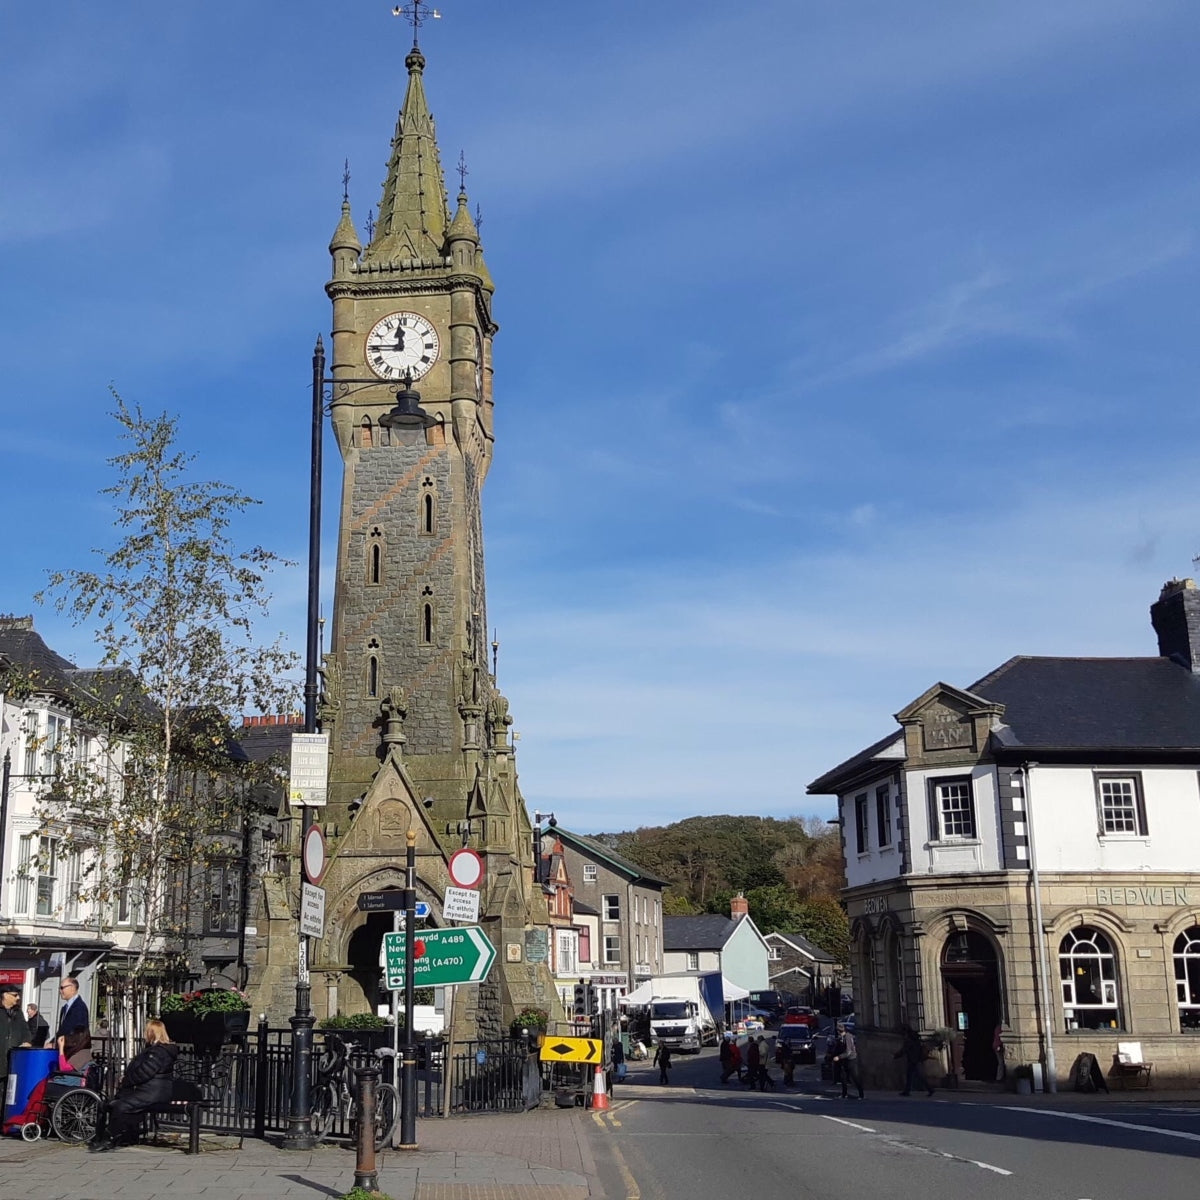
[
  {"xmin": 1151, "ymin": 578, "xmax": 1200, "ymax": 672},
  {"xmin": 730, "ymin": 892, "xmax": 749, "ymax": 919}
]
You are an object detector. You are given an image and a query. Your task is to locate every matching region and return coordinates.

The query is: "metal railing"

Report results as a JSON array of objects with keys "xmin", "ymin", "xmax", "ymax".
[{"xmin": 88, "ymin": 1022, "xmax": 544, "ymax": 1137}]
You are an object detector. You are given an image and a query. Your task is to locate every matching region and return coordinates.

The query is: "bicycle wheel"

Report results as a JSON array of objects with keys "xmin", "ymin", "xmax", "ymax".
[
  {"xmin": 373, "ymin": 1083, "xmax": 399, "ymax": 1151},
  {"xmin": 52, "ymin": 1089, "xmax": 103, "ymax": 1144},
  {"xmin": 310, "ymin": 1083, "xmax": 339, "ymax": 1143}
]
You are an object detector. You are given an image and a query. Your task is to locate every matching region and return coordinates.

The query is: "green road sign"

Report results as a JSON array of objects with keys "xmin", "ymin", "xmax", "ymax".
[{"xmin": 383, "ymin": 925, "xmax": 496, "ymax": 989}]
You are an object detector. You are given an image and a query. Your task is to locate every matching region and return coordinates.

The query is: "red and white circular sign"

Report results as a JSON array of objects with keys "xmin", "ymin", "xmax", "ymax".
[
  {"xmin": 303, "ymin": 824, "xmax": 328, "ymax": 885},
  {"xmin": 448, "ymin": 848, "xmax": 484, "ymax": 889}
]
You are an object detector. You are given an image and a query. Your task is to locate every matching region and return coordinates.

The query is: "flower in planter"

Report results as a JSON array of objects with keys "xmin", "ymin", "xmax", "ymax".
[
  {"xmin": 160, "ymin": 987, "xmax": 251, "ymax": 1016},
  {"xmin": 511, "ymin": 1007, "xmax": 549, "ymax": 1032}
]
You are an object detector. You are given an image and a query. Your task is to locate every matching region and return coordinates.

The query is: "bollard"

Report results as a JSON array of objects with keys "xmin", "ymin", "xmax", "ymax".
[{"xmin": 353, "ymin": 1064, "xmax": 381, "ymax": 1194}]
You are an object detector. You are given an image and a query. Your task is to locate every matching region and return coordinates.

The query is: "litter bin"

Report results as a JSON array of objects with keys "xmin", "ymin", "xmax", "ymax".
[{"xmin": 4, "ymin": 1047, "xmax": 58, "ymax": 1135}]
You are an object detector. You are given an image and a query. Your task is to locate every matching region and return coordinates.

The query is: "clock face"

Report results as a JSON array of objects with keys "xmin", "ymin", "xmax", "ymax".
[{"xmin": 365, "ymin": 312, "xmax": 440, "ymax": 382}]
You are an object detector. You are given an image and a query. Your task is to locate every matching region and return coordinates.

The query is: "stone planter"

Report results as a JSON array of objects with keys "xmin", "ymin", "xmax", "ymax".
[{"xmin": 1015, "ymin": 1077, "xmax": 1033, "ymax": 1096}]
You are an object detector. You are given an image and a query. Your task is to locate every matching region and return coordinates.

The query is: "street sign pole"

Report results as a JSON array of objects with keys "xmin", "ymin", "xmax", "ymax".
[{"xmin": 399, "ymin": 829, "xmax": 418, "ymax": 1149}]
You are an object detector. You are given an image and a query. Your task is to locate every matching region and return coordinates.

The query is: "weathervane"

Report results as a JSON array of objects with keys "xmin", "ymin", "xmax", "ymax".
[
  {"xmin": 365, "ymin": 207, "xmax": 376, "ymax": 242},
  {"xmin": 392, "ymin": 1, "xmax": 441, "ymax": 44},
  {"xmin": 342, "ymin": 158, "xmax": 351, "ymax": 204},
  {"xmin": 456, "ymin": 149, "xmax": 469, "ymax": 193}
]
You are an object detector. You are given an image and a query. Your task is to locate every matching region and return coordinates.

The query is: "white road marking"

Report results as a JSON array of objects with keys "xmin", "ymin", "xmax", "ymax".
[
  {"xmin": 999, "ymin": 1106, "xmax": 1200, "ymax": 1145},
  {"xmin": 822, "ymin": 1114, "xmax": 877, "ymax": 1133},
  {"xmin": 821, "ymin": 1115, "xmax": 1013, "ymax": 1176}
]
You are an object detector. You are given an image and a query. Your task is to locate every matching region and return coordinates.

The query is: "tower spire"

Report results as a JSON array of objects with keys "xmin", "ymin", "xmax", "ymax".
[{"xmin": 368, "ymin": 13, "xmax": 450, "ymax": 263}]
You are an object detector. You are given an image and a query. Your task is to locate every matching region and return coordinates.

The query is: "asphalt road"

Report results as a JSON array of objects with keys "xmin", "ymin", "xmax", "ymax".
[{"xmin": 587, "ymin": 1043, "xmax": 1200, "ymax": 1200}]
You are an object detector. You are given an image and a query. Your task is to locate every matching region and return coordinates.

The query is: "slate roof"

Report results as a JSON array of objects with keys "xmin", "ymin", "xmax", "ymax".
[
  {"xmin": 809, "ymin": 653, "xmax": 1200, "ymax": 793},
  {"xmin": 970, "ymin": 656, "xmax": 1200, "ymax": 752},
  {"xmin": 663, "ymin": 914, "xmax": 736, "ymax": 951},
  {"xmin": 237, "ymin": 720, "xmax": 305, "ymax": 764},
  {"xmin": 767, "ymin": 930, "xmax": 837, "ymax": 963},
  {"xmin": 0, "ymin": 620, "xmax": 78, "ymax": 693},
  {"xmin": 553, "ymin": 828, "xmax": 670, "ymax": 888}
]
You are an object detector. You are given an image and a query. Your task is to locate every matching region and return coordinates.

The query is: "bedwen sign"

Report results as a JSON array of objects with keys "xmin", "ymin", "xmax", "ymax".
[{"xmin": 383, "ymin": 926, "xmax": 496, "ymax": 989}]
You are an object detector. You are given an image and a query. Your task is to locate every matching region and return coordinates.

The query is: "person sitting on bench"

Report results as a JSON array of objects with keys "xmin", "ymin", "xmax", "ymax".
[{"xmin": 89, "ymin": 1018, "xmax": 179, "ymax": 1152}]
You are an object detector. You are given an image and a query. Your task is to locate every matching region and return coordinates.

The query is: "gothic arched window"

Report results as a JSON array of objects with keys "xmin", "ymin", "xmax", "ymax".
[
  {"xmin": 1174, "ymin": 927, "xmax": 1200, "ymax": 1029},
  {"xmin": 422, "ymin": 603, "xmax": 433, "ymax": 644},
  {"xmin": 1059, "ymin": 927, "xmax": 1122, "ymax": 1031},
  {"xmin": 360, "ymin": 418, "xmax": 373, "ymax": 448},
  {"xmin": 423, "ymin": 492, "xmax": 434, "ymax": 535}
]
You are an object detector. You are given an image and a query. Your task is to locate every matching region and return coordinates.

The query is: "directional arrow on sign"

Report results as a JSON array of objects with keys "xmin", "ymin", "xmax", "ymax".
[
  {"xmin": 539, "ymin": 1036, "xmax": 602, "ymax": 1064},
  {"xmin": 383, "ymin": 925, "xmax": 496, "ymax": 989}
]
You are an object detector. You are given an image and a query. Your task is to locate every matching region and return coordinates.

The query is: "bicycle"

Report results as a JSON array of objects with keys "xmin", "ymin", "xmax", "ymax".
[{"xmin": 311, "ymin": 1033, "xmax": 399, "ymax": 1150}]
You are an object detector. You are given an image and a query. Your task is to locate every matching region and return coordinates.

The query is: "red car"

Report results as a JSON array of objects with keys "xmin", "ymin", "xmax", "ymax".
[{"xmin": 782, "ymin": 1006, "xmax": 819, "ymax": 1030}]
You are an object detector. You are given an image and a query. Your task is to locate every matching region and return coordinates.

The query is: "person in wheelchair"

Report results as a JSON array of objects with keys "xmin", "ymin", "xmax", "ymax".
[{"xmin": 89, "ymin": 1018, "xmax": 179, "ymax": 1152}]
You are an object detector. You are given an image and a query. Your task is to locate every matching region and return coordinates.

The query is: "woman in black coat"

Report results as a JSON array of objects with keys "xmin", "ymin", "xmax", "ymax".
[{"xmin": 89, "ymin": 1018, "xmax": 179, "ymax": 1151}]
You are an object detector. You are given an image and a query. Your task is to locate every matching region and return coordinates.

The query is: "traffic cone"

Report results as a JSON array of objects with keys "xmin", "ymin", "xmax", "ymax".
[{"xmin": 590, "ymin": 1061, "xmax": 610, "ymax": 1110}]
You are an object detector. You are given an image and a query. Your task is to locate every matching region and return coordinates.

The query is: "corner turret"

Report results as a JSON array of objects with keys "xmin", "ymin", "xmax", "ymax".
[{"xmin": 329, "ymin": 199, "xmax": 362, "ymax": 278}]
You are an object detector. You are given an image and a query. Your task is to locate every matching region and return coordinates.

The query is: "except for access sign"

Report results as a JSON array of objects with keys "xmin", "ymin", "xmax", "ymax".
[
  {"xmin": 539, "ymin": 1036, "xmax": 602, "ymax": 1064},
  {"xmin": 384, "ymin": 925, "xmax": 496, "ymax": 989},
  {"xmin": 442, "ymin": 885, "xmax": 480, "ymax": 923},
  {"xmin": 300, "ymin": 882, "xmax": 325, "ymax": 939}
]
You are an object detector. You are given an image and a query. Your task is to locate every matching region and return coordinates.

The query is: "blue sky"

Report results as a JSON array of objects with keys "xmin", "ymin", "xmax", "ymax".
[{"xmin": 3, "ymin": 1, "xmax": 1199, "ymax": 833}]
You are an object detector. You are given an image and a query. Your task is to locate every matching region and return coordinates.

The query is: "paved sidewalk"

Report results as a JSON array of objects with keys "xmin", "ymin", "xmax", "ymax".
[{"xmin": 0, "ymin": 1107, "xmax": 603, "ymax": 1200}]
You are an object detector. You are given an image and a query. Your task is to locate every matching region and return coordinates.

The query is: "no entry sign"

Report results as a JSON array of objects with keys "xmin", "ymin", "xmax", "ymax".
[{"xmin": 448, "ymin": 848, "xmax": 483, "ymax": 889}]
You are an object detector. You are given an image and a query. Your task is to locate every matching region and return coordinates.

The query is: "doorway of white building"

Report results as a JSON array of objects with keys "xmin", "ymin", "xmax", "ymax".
[{"xmin": 940, "ymin": 930, "xmax": 1002, "ymax": 1082}]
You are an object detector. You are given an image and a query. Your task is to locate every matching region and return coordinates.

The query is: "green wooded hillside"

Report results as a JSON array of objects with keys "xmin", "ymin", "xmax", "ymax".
[{"xmin": 593, "ymin": 814, "xmax": 848, "ymax": 960}]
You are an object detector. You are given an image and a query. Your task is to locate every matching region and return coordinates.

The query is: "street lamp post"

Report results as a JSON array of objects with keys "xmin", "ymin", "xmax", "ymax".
[
  {"xmin": 398, "ymin": 829, "xmax": 419, "ymax": 1148},
  {"xmin": 283, "ymin": 336, "xmax": 326, "ymax": 1151},
  {"xmin": 1023, "ymin": 763, "xmax": 1058, "ymax": 1094}
]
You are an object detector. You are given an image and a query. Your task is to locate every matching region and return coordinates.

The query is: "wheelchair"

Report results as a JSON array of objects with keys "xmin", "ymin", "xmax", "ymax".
[{"xmin": 11, "ymin": 1062, "xmax": 106, "ymax": 1143}]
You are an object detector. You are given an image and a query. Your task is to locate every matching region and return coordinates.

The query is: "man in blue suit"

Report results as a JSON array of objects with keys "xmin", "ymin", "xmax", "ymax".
[{"xmin": 55, "ymin": 976, "xmax": 90, "ymax": 1040}]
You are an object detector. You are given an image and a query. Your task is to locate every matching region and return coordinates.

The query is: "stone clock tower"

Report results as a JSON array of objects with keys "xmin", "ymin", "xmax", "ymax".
[{"xmin": 260, "ymin": 32, "xmax": 561, "ymax": 1036}]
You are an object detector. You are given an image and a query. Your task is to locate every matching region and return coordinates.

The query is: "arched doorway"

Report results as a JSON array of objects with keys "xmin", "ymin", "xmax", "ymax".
[
  {"xmin": 940, "ymin": 929, "xmax": 1002, "ymax": 1082},
  {"xmin": 345, "ymin": 912, "xmax": 395, "ymax": 1016}
]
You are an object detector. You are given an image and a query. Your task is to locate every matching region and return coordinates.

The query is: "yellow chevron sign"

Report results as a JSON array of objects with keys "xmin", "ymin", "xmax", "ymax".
[{"xmin": 539, "ymin": 1036, "xmax": 602, "ymax": 1064}]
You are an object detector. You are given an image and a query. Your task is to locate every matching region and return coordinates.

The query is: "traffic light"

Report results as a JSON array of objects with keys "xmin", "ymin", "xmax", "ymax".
[
  {"xmin": 573, "ymin": 980, "xmax": 587, "ymax": 1018},
  {"xmin": 590, "ymin": 989, "xmax": 601, "ymax": 1017}
]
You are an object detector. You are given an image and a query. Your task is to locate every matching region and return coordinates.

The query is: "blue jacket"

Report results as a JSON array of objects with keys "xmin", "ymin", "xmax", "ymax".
[{"xmin": 56, "ymin": 995, "xmax": 90, "ymax": 1039}]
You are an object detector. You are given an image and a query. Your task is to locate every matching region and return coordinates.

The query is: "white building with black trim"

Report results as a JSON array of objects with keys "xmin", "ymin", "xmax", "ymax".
[{"xmin": 808, "ymin": 578, "xmax": 1200, "ymax": 1089}]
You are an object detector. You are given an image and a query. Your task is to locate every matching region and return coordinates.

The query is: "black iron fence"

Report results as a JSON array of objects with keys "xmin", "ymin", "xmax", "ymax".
[{"xmin": 89, "ymin": 1022, "xmax": 543, "ymax": 1140}]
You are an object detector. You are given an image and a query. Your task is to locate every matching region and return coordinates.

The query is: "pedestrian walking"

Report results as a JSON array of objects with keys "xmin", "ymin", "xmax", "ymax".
[
  {"xmin": 745, "ymin": 1033, "xmax": 761, "ymax": 1087},
  {"xmin": 832, "ymin": 1021, "xmax": 864, "ymax": 1099},
  {"xmin": 895, "ymin": 1024, "xmax": 935, "ymax": 1097},
  {"xmin": 719, "ymin": 1032, "xmax": 736, "ymax": 1083},
  {"xmin": 652, "ymin": 1040, "xmax": 673, "ymax": 1085},
  {"xmin": 755, "ymin": 1035, "xmax": 775, "ymax": 1090},
  {"xmin": 613, "ymin": 1036, "xmax": 627, "ymax": 1082},
  {"xmin": 776, "ymin": 1037, "xmax": 796, "ymax": 1086}
]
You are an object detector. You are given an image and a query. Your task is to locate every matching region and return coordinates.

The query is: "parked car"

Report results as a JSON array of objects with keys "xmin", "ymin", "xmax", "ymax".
[{"xmin": 776, "ymin": 1022, "xmax": 818, "ymax": 1064}]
